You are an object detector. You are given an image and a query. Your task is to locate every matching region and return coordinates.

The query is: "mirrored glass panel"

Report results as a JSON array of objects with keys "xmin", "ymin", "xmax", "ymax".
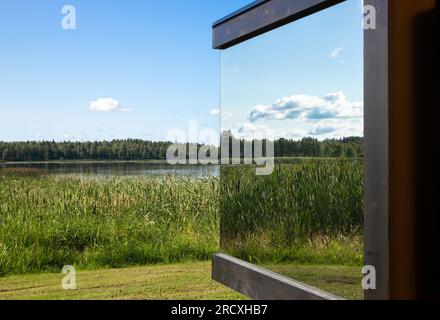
[{"xmin": 220, "ymin": 0, "xmax": 364, "ymax": 300}]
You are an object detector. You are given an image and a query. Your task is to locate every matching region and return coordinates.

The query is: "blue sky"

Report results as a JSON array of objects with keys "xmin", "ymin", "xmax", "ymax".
[
  {"xmin": 0, "ymin": 0, "xmax": 250, "ymax": 142},
  {"xmin": 0, "ymin": 0, "xmax": 363, "ymax": 142},
  {"xmin": 221, "ymin": 0, "xmax": 364, "ymax": 141}
]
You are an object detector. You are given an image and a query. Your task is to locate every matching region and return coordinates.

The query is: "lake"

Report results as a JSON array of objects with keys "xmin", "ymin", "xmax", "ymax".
[{"xmin": 0, "ymin": 161, "xmax": 219, "ymax": 177}]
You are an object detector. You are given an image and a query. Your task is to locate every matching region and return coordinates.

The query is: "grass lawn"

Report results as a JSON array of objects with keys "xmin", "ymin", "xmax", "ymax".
[
  {"xmin": 0, "ymin": 261, "xmax": 245, "ymax": 300},
  {"xmin": 262, "ymin": 264, "xmax": 363, "ymax": 300},
  {"xmin": 0, "ymin": 169, "xmax": 364, "ymax": 300},
  {"xmin": 0, "ymin": 261, "xmax": 363, "ymax": 300}
]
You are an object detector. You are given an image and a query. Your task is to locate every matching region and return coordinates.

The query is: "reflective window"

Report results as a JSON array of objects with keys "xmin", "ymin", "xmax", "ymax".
[{"xmin": 220, "ymin": 0, "xmax": 364, "ymax": 299}]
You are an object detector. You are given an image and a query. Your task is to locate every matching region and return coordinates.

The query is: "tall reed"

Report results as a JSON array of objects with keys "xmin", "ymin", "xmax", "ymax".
[
  {"xmin": 220, "ymin": 159, "xmax": 364, "ymax": 264},
  {"xmin": 0, "ymin": 173, "xmax": 219, "ymax": 276}
]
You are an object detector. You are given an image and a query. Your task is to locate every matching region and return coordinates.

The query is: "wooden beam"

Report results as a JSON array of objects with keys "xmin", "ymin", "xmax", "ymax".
[
  {"xmin": 363, "ymin": 0, "xmax": 390, "ymax": 300},
  {"xmin": 365, "ymin": 0, "xmax": 439, "ymax": 299},
  {"xmin": 212, "ymin": 0, "xmax": 345, "ymax": 49},
  {"xmin": 213, "ymin": 0, "xmax": 440, "ymax": 300},
  {"xmin": 212, "ymin": 254, "xmax": 343, "ymax": 300}
]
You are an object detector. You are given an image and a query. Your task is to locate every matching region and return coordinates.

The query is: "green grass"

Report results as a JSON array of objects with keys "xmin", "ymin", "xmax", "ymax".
[
  {"xmin": 0, "ymin": 261, "xmax": 363, "ymax": 300},
  {"xmin": 1, "ymin": 161, "xmax": 364, "ymax": 284},
  {"xmin": 261, "ymin": 264, "xmax": 363, "ymax": 300},
  {"xmin": 223, "ymin": 235, "xmax": 363, "ymax": 266},
  {"xmin": 0, "ymin": 170, "xmax": 219, "ymax": 276},
  {"xmin": 0, "ymin": 261, "xmax": 246, "ymax": 300},
  {"xmin": 220, "ymin": 160, "xmax": 364, "ymax": 265},
  {"xmin": 0, "ymin": 163, "xmax": 365, "ymax": 300}
]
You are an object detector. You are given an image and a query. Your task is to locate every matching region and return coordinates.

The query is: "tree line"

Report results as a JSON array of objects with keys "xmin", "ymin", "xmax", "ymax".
[
  {"xmin": 274, "ymin": 136, "xmax": 363, "ymax": 158},
  {"xmin": 0, "ymin": 136, "xmax": 363, "ymax": 162},
  {"xmin": 223, "ymin": 134, "xmax": 363, "ymax": 159},
  {"xmin": 0, "ymin": 140, "xmax": 171, "ymax": 162}
]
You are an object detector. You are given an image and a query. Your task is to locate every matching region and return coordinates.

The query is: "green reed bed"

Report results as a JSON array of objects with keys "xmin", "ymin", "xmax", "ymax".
[
  {"xmin": 220, "ymin": 159, "xmax": 364, "ymax": 265},
  {"xmin": 0, "ymin": 170, "xmax": 219, "ymax": 276},
  {"xmin": 0, "ymin": 159, "xmax": 364, "ymax": 277}
]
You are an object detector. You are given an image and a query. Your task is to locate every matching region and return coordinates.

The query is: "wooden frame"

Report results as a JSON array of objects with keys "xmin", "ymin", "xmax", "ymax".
[
  {"xmin": 212, "ymin": 254, "xmax": 342, "ymax": 300},
  {"xmin": 213, "ymin": 0, "xmax": 345, "ymax": 49},
  {"xmin": 213, "ymin": 0, "xmax": 439, "ymax": 300},
  {"xmin": 363, "ymin": 0, "xmax": 389, "ymax": 300}
]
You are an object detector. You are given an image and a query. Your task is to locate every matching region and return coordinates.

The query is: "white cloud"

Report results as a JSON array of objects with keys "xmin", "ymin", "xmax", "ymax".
[
  {"xmin": 89, "ymin": 98, "xmax": 131, "ymax": 112},
  {"xmin": 309, "ymin": 118, "xmax": 363, "ymax": 137},
  {"xmin": 249, "ymin": 91, "xmax": 363, "ymax": 123},
  {"xmin": 309, "ymin": 123, "xmax": 339, "ymax": 136},
  {"xmin": 236, "ymin": 123, "xmax": 275, "ymax": 140},
  {"xmin": 232, "ymin": 118, "xmax": 363, "ymax": 141},
  {"xmin": 237, "ymin": 124, "xmax": 274, "ymax": 140},
  {"xmin": 210, "ymin": 108, "xmax": 220, "ymax": 115},
  {"xmin": 226, "ymin": 92, "xmax": 364, "ymax": 140},
  {"xmin": 232, "ymin": 123, "xmax": 307, "ymax": 141},
  {"xmin": 330, "ymin": 47, "xmax": 343, "ymax": 59}
]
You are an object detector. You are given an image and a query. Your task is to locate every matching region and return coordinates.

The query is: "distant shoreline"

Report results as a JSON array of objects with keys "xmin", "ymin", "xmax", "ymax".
[
  {"xmin": 0, "ymin": 159, "xmax": 171, "ymax": 165},
  {"xmin": 0, "ymin": 157, "xmax": 363, "ymax": 165}
]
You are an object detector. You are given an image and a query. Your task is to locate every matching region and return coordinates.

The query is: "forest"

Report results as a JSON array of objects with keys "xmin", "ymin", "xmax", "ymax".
[{"xmin": 0, "ymin": 136, "xmax": 363, "ymax": 162}]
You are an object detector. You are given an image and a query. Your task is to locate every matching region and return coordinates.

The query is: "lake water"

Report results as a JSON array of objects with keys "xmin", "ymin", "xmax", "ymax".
[{"xmin": 0, "ymin": 161, "xmax": 219, "ymax": 178}]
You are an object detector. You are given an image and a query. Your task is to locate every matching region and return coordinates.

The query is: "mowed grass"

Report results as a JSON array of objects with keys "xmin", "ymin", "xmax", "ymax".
[
  {"xmin": 0, "ymin": 170, "xmax": 219, "ymax": 276},
  {"xmin": 0, "ymin": 261, "xmax": 246, "ymax": 300},
  {"xmin": 262, "ymin": 264, "xmax": 363, "ymax": 300},
  {"xmin": 0, "ymin": 261, "xmax": 363, "ymax": 300}
]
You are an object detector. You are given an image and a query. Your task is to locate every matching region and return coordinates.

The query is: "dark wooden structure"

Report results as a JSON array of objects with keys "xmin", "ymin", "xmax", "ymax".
[
  {"xmin": 212, "ymin": 254, "xmax": 341, "ymax": 300},
  {"xmin": 213, "ymin": 0, "xmax": 440, "ymax": 300}
]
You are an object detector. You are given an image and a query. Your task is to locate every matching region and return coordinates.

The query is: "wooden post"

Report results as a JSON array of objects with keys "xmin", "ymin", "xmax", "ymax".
[
  {"xmin": 214, "ymin": 0, "xmax": 440, "ymax": 300},
  {"xmin": 387, "ymin": 0, "xmax": 439, "ymax": 299}
]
